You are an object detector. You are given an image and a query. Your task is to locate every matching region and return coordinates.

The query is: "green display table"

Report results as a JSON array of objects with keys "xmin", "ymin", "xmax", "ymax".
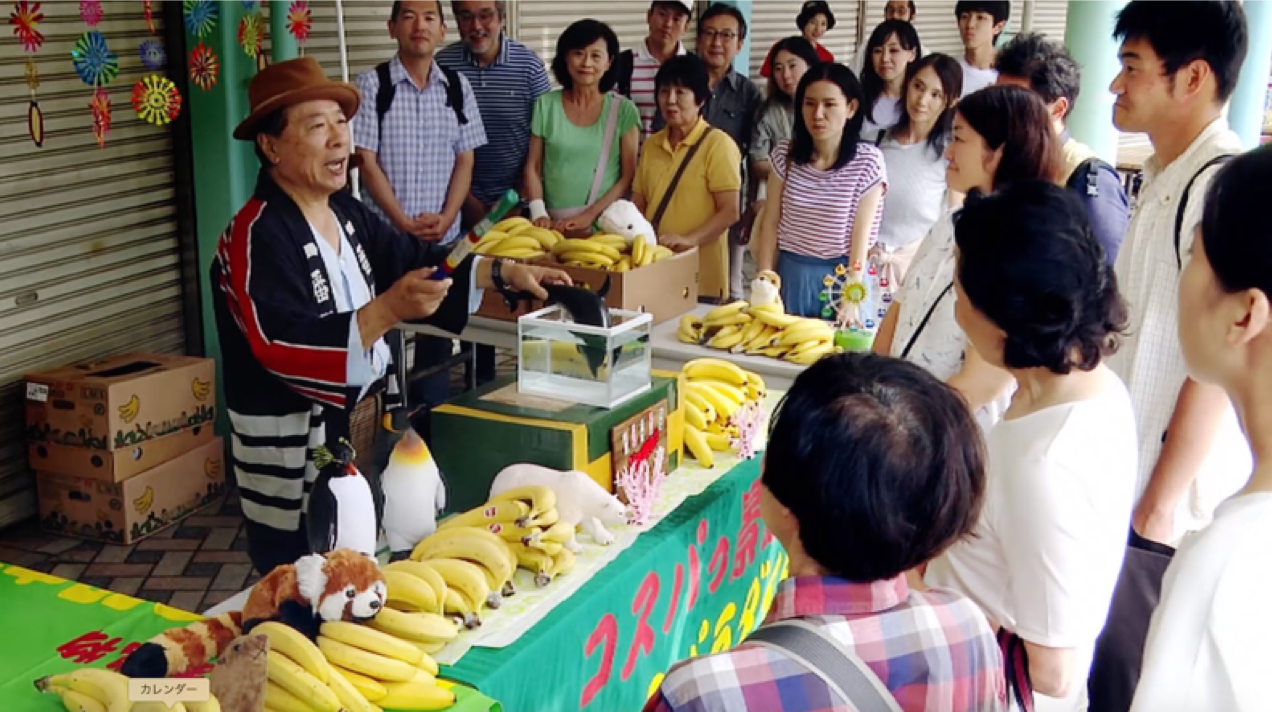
[
  {"xmin": 0, "ymin": 565, "xmax": 502, "ymax": 712},
  {"xmin": 443, "ymin": 456, "xmax": 788, "ymax": 712}
]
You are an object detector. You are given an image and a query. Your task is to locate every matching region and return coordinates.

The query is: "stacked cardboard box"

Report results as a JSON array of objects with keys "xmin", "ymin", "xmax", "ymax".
[{"xmin": 24, "ymin": 353, "xmax": 226, "ymax": 544}]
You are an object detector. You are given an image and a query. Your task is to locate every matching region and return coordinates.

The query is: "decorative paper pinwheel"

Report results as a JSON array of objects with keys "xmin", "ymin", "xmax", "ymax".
[
  {"xmin": 78, "ymin": 0, "xmax": 101, "ymax": 26},
  {"xmin": 143, "ymin": 0, "xmax": 155, "ymax": 35},
  {"xmin": 183, "ymin": 0, "xmax": 216, "ymax": 39},
  {"xmin": 139, "ymin": 39, "xmax": 166, "ymax": 70},
  {"xmin": 188, "ymin": 42, "xmax": 218, "ymax": 91},
  {"xmin": 90, "ymin": 87, "xmax": 110, "ymax": 148},
  {"xmin": 238, "ymin": 13, "xmax": 263, "ymax": 59},
  {"xmin": 9, "ymin": 0, "xmax": 44, "ymax": 53},
  {"xmin": 287, "ymin": 1, "xmax": 311, "ymax": 45},
  {"xmin": 132, "ymin": 75, "xmax": 182, "ymax": 126},
  {"xmin": 72, "ymin": 30, "xmax": 118, "ymax": 87}
]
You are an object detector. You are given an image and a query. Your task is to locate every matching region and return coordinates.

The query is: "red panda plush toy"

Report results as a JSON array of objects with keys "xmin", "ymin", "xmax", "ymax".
[{"xmin": 121, "ymin": 548, "xmax": 385, "ymax": 678}]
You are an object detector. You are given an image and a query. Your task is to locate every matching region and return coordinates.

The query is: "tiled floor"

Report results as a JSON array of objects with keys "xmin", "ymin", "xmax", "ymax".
[{"xmin": 0, "ymin": 493, "xmax": 260, "ymax": 614}]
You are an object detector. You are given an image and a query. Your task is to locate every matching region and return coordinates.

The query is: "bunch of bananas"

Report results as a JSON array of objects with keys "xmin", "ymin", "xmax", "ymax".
[
  {"xmin": 678, "ymin": 358, "xmax": 766, "ymax": 469},
  {"xmin": 35, "ymin": 667, "xmax": 222, "ymax": 712},
  {"xmin": 471, "ymin": 217, "xmax": 561, "ymax": 260},
  {"xmin": 677, "ymin": 300, "xmax": 840, "ymax": 365},
  {"xmin": 242, "ymin": 620, "xmax": 453, "ymax": 712},
  {"xmin": 549, "ymin": 234, "xmax": 675, "ymax": 272}
]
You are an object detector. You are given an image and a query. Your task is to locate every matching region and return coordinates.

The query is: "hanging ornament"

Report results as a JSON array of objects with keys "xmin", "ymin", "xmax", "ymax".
[
  {"xmin": 287, "ymin": 1, "xmax": 311, "ymax": 48},
  {"xmin": 24, "ymin": 56, "xmax": 38, "ymax": 91},
  {"xmin": 238, "ymin": 13, "xmax": 263, "ymax": 59},
  {"xmin": 132, "ymin": 75, "xmax": 182, "ymax": 126},
  {"xmin": 9, "ymin": 0, "xmax": 44, "ymax": 53},
  {"xmin": 72, "ymin": 30, "xmax": 118, "ymax": 87},
  {"xmin": 182, "ymin": 0, "xmax": 216, "ymax": 39},
  {"xmin": 90, "ymin": 87, "xmax": 110, "ymax": 148},
  {"xmin": 257, "ymin": 51, "xmax": 268, "ymax": 72},
  {"xmin": 188, "ymin": 41, "xmax": 218, "ymax": 91},
  {"xmin": 142, "ymin": 0, "xmax": 155, "ymax": 35},
  {"xmin": 139, "ymin": 38, "xmax": 166, "ymax": 70},
  {"xmin": 78, "ymin": 0, "xmax": 101, "ymax": 26},
  {"xmin": 28, "ymin": 101, "xmax": 44, "ymax": 147}
]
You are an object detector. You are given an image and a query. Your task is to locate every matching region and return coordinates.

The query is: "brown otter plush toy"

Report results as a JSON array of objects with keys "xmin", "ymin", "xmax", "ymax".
[{"xmin": 121, "ymin": 548, "xmax": 385, "ymax": 679}]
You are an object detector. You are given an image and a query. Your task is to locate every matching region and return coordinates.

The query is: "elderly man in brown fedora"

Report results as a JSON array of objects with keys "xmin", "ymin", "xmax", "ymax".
[{"xmin": 211, "ymin": 57, "xmax": 570, "ymax": 574}]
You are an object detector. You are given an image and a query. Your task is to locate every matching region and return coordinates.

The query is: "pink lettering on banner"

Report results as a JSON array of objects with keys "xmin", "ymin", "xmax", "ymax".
[
  {"xmin": 622, "ymin": 572, "xmax": 659, "ymax": 681},
  {"xmin": 708, "ymin": 536, "xmax": 731, "ymax": 594},
  {"xmin": 580, "ymin": 613, "xmax": 618, "ymax": 708},
  {"xmin": 732, "ymin": 479, "xmax": 763, "ymax": 579},
  {"xmin": 686, "ymin": 544, "xmax": 701, "ymax": 610},
  {"xmin": 664, "ymin": 563, "xmax": 684, "ymax": 634}
]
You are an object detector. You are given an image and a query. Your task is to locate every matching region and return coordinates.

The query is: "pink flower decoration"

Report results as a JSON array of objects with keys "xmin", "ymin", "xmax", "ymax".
[{"xmin": 79, "ymin": 0, "xmax": 102, "ymax": 26}]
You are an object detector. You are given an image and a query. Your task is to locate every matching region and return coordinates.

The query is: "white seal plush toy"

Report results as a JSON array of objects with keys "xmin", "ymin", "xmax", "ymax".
[
  {"xmin": 490, "ymin": 463, "xmax": 630, "ymax": 551},
  {"xmin": 598, "ymin": 199, "xmax": 656, "ymax": 247},
  {"xmin": 380, "ymin": 429, "xmax": 446, "ymax": 558}
]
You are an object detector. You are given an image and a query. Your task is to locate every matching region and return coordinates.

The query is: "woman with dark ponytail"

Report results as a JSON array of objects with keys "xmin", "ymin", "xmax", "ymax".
[{"xmin": 923, "ymin": 180, "xmax": 1137, "ymax": 712}]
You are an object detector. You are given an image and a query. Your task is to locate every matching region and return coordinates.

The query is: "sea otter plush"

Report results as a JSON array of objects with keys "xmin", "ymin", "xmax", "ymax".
[{"xmin": 121, "ymin": 548, "xmax": 385, "ymax": 679}]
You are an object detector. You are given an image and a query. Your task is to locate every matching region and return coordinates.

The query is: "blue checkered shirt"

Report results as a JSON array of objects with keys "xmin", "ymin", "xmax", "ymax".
[
  {"xmin": 353, "ymin": 55, "xmax": 487, "ymax": 245},
  {"xmin": 436, "ymin": 36, "xmax": 552, "ymax": 206}
]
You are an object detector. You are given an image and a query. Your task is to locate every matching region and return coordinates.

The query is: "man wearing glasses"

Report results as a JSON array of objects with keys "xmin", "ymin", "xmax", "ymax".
[
  {"xmin": 437, "ymin": 0, "xmax": 550, "ymax": 384},
  {"xmin": 697, "ymin": 3, "xmax": 761, "ymax": 302}
]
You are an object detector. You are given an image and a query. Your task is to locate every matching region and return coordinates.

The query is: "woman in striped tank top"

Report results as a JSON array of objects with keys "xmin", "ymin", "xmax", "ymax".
[{"xmin": 753, "ymin": 62, "xmax": 888, "ymax": 318}]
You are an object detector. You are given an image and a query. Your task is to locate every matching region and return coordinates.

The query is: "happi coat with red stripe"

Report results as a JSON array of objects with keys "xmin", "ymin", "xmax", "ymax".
[{"xmin": 210, "ymin": 170, "xmax": 473, "ymax": 540}]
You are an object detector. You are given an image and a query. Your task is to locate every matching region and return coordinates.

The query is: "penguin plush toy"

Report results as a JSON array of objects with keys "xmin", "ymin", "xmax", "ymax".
[
  {"xmin": 307, "ymin": 439, "xmax": 378, "ymax": 557},
  {"xmin": 380, "ymin": 429, "xmax": 446, "ymax": 560}
]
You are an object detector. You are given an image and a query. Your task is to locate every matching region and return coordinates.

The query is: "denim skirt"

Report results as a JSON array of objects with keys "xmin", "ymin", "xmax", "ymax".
[{"xmin": 776, "ymin": 250, "xmax": 847, "ymax": 318}]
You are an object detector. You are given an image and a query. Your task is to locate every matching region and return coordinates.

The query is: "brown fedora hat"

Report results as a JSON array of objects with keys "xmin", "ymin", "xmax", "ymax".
[{"xmin": 233, "ymin": 56, "xmax": 360, "ymax": 140}]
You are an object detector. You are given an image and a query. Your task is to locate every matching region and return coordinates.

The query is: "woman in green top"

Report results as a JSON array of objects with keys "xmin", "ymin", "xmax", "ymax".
[{"xmin": 524, "ymin": 19, "xmax": 641, "ymax": 237}]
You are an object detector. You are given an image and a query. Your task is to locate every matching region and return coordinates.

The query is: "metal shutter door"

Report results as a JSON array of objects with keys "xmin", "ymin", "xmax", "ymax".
[
  {"xmin": 306, "ymin": 1, "xmax": 399, "ymax": 82},
  {"xmin": 0, "ymin": 1, "xmax": 187, "ymax": 527},
  {"xmin": 748, "ymin": 1, "xmax": 860, "ymax": 81},
  {"xmin": 1025, "ymin": 0, "xmax": 1068, "ymax": 38},
  {"xmin": 514, "ymin": 1, "xmax": 696, "ymax": 86}
]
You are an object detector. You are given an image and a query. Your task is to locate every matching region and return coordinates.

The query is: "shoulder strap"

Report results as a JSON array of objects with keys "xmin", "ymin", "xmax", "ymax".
[
  {"xmin": 375, "ymin": 62, "xmax": 394, "ymax": 141},
  {"xmin": 1065, "ymin": 157, "xmax": 1102, "ymax": 197},
  {"xmin": 650, "ymin": 127, "xmax": 716, "ymax": 233},
  {"xmin": 1174, "ymin": 154, "xmax": 1234, "ymax": 269},
  {"xmin": 587, "ymin": 96, "xmax": 623, "ymax": 207},
  {"xmin": 900, "ymin": 282, "xmax": 953, "ymax": 360},
  {"xmin": 438, "ymin": 65, "xmax": 469, "ymax": 125},
  {"xmin": 873, "ymin": 129, "xmax": 886, "ymax": 147},
  {"xmin": 747, "ymin": 620, "xmax": 903, "ymax": 712},
  {"xmin": 615, "ymin": 50, "xmax": 635, "ymax": 97}
]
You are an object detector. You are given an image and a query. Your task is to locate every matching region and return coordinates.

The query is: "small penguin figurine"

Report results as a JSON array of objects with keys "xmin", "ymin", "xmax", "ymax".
[
  {"xmin": 307, "ymin": 439, "xmax": 378, "ymax": 557},
  {"xmin": 380, "ymin": 429, "xmax": 446, "ymax": 560}
]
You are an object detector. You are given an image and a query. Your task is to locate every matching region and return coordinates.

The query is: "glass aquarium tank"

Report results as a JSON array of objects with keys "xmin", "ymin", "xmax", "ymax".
[{"xmin": 517, "ymin": 305, "xmax": 653, "ymax": 409}]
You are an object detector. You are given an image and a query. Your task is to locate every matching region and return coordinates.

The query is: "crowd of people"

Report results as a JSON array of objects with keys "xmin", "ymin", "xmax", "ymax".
[{"xmin": 210, "ymin": 0, "xmax": 1270, "ymax": 710}]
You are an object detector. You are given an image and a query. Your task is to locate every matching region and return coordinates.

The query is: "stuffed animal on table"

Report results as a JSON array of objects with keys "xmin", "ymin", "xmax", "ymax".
[
  {"xmin": 598, "ymin": 200, "xmax": 655, "ymax": 247},
  {"xmin": 381, "ymin": 428, "xmax": 446, "ymax": 560},
  {"xmin": 490, "ymin": 464, "xmax": 630, "ymax": 551},
  {"xmin": 120, "ymin": 548, "xmax": 385, "ymax": 679},
  {"xmin": 307, "ymin": 438, "xmax": 377, "ymax": 557},
  {"xmin": 750, "ymin": 270, "xmax": 784, "ymax": 312}
]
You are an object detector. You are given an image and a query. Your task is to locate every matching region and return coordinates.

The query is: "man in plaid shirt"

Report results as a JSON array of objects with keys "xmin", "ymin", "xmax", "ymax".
[{"xmin": 644, "ymin": 353, "xmax": 1007, "ymax": 712}]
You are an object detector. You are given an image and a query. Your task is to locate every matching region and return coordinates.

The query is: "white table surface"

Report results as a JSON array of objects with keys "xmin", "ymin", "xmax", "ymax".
[
  {"xmin": 649, "ymin": 304, "xmax": 805, "ymax": 391},
  {"xmin": 400, "ymin": 305, "xmax": 807, "ymax": 392}
]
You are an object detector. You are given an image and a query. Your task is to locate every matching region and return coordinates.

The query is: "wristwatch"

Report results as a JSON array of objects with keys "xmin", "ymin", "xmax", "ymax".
[{"xmin": 490, "ymin": 258, "xmax": 521, "ymax": 309}]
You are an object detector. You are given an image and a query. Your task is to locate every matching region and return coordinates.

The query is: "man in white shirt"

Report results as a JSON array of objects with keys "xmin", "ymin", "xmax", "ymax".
[
  {"xmin": 954, "ymin": 1, "xmax": 1008, "ymax": 97},
  {"xmin": 612, "ymin": 0, "xmax": 691, "ymax": 142},
  {"xmin": 1088, "ymin": 3, "xmax": 1250, "ymax": 711}
]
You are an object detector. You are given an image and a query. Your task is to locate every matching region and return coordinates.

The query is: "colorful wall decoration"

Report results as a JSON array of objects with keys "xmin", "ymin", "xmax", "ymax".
[{"xmin": 8, "ymin": 0, "xmax": 44, "ymax": 146}]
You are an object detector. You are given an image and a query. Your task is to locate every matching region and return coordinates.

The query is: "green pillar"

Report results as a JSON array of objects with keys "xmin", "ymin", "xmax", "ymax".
[
  {"xmin": 1230, "ymin": 0, "xmax": 1271, "ymax": 149},
  {"xmin": 186, "ymin": 2, "xmax": 262, "ymax": 435},
  {"xmin": 1064, "ymin": 1, "xmax": 1125, "ymax": 165},
  {"xmin": 710, "ymin": 0, "xmax": 754, "ymax": 77},
  {"xmin": 270, "ymin": 0, "xmax": 300, "ymax": 63}
]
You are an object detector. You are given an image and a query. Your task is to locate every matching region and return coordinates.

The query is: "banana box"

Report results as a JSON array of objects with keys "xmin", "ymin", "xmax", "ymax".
[
  {"xmin": 35, "ymin": 437, "xmax": 227, "ymax": 544},
  {"xmin": 429, "ymin": 372, "xmax": 684, "ymax": 514},
  {"xmin": 474, "ymin": 248, "xmax": 700, "ymax": 325},
  {"xmin": 28, "ymin": 425, "xmax": 215, "ymax": 483},
  {"xmin": 24, "ymin": 352, "xmax": 216, "ymax": 452}
]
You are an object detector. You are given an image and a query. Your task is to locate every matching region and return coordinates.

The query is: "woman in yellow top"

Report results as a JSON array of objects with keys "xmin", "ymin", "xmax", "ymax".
[{"xmin": 632, "ymin": 55, "xmax": 742, "ymax": 304}]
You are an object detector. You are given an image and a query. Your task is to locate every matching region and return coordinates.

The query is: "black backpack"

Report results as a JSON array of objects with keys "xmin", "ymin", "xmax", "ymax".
[
  {"xmin": 374, "ymin": 60, "xmax": 468, "ymax": 135},
  {"xmin": 1065, "ymin": 157, "xmax": 1105, "ymax": 199}
]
